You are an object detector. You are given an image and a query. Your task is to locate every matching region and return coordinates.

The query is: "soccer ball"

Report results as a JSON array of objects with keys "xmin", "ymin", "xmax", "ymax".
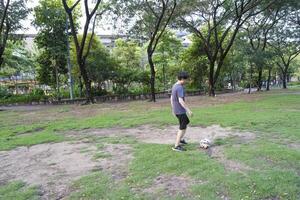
[{"xmin": 199, "ymin": 138, "xmax": 211, "ymax": 149}]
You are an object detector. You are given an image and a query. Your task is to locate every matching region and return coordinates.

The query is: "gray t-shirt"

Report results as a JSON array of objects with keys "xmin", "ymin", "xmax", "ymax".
[{"xmin": 171, "ymin": 83, "xmax": 186, "ymax": 115}]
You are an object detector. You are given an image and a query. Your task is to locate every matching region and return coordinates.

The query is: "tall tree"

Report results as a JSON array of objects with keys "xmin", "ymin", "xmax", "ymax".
[
  {"xmin": 0, "ymin": 0, "xmax": 28, "ymax": 67},
  {"xmin": 112, "ymin": 39, "xmax": 142, "ymax": 70},
  {"xmin": 111, "ymin": 39, "xmax": 149, "ymax": 94},
  {"xmin": 71, "ymin": 34, "xmax": 116, "ymax": 95},
  {"xmin": 118, "ymin": 0, "xmax": 177, "ymax": 102},
  {"xmin": 268, "ymin": 5, "xmax": 300, "ymax": 89},
  {"xmin": 0, "ymin": 40, "xmax": 36, "ymax": 94},
  {"xmin": 62, "ymin": 0, "xmax": 103, "ymax": 104},
  {"xmin": 34, "ymin": 0, "xmax": 76, "ymax": 98},
  {"xmin": 154, "ymin": 30, "xmax": 183, "ymax": 91},
  {"xmin": 180, "ymin": 34, "xmax": 209, "ymax": 90},
  {"xmin": 177, "ymin": 0, "xmax": 276, "ymax": 96},
  {"xmin": 242, "ymin": 7, "xmax": 281, "ymax": 91}
]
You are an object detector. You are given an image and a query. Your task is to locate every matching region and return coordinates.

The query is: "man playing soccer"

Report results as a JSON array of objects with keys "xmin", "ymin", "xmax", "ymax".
[{"xmin": 170, "ymin": 71, "xmax": 193, "ymax": 152}]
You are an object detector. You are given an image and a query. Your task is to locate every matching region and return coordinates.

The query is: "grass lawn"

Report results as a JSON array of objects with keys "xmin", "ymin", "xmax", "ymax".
[{"xmin": 0, "ymin": 88, "xmax": 299, "ymax": 199}]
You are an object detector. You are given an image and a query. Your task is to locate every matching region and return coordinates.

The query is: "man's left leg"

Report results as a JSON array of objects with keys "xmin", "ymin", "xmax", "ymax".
[{"xmin": 180, "ymin": 114, "xmax": 190, "ymax": 144}]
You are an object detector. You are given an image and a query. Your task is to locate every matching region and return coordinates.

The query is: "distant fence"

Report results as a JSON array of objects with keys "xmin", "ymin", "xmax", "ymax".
[
  {"xmin": 51, "ymin": 90, "xmax": 204, "ymax": 105},
  {"xmin": 1, "ymin": 89, "xmax": 237, "ymax": 106}
]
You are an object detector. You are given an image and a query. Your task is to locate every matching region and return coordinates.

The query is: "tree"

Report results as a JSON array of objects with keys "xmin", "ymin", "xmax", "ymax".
[
  {"xmin": 71, "ymin": 34, "xmax": 116, "ymax": 95},
  {"xmin": 62, "ymin": 0, "xmax": 103, "ymax": 104},
  {"xmin": 268, "ymin": 6, "xmax": 300, "ymax": 89},
  {"xmin": 225, "ymin": 42, "xmax": 248, "ymax": 91},
  {"xmin": 180, "ymin": 34, "xmax": 209, "ymax": 90},
  {"xmin": 176, "ymin": 0, "xmax": 276, "ymax": 96},
  {"xmin": 112, "ymin": 39, "xmax": 142, "ymax": 70},
  {"xmin": 111, "ymin": 39, "xmax": 149, "ymax": 94},
  {"xmin": 153, "ymin": 30, "xmax": 183, "ymax": 91},
  {"xmin": 0, "ymin": 40, "xmax": 36, "ymax": 94},
  {"xmin": 0, "ymin": 0, "xmax": 29, "ymax": 67},
  {"xmin": 34, "ymin": 0, "xmax": 76, "ymax": 98},
  {"xmin": 118, "ymin": 0, "xmax": 177, "ymax": 102},
  {"xmin": 242, "ymin": 7, "xmax": 282, "ymax": 91}
]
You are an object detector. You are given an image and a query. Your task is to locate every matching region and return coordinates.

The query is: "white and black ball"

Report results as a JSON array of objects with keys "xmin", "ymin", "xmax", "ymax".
[{"xmin": 199, "ymin": 138, "xmax": 211, "ymax": 149}]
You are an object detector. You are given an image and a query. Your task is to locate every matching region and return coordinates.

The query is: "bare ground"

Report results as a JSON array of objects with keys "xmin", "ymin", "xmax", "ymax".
[
  {"xmin": 65, "ymin": 124, "xmax": 256, "ymax": 145},
  {"xmin": 0, "ymin": 142, "xmax": 98, "ymax": 199},
  {"xmin": 96, "ymin": 144, "xmax": 134, "ymax": 181},
  {"xmin": 0, "ymin": 124, "xmax": 256, "ymax": 199},
  {"xmin": 142, "ymin": 175, "xmax": 204, "ymax": 199},
  {"xmin": 207, "ymin": 146, "xmax": 253, "ymax": 173}
]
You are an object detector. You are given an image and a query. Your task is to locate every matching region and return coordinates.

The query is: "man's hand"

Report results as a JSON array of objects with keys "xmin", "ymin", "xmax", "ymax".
[
  {"xmin": 172, "ymin": 111, "xmax": 176, "ymax": 117},
  {"xmin": 187, "ymin": 109, "xmax": 193, "ymax": 117}
]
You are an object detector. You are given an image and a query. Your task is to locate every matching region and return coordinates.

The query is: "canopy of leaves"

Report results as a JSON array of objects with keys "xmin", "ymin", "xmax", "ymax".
[
  {"xmin": 0, "ymin": 40, "xmax": 36, "ymax": 78},
  {"xmin": 71, "ymin": 34, "xmax": 116, "ymax": 85}
]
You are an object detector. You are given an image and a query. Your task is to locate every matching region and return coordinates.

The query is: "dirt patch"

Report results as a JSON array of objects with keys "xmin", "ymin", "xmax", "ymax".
[
  {"xmin": 142, "ymin": 175, "xmax": 202, "ymax": 198},
  {"xmin": 96, "ymin": 144, "xmax": 133, "ymax": 181},
  {"xmin": 208, "ymin": 146, "xmax": 252, "ymax": 173},
  {"xmin": 18, "ymin": 126, "xmax": 45, "ymax": 135},
  {"xmin": 288, "ymin": 143, "xmax": 300, "ymax": 150},
  {"xmin": 0, "ymin": 142, "xmax": 98, "ymax": 200},
  {"xmin": 66, "ymin": 124, "xmax": 256, "ymax": 145}
]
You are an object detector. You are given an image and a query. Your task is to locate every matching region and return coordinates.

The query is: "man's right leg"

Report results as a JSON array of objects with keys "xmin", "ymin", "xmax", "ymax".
[{"xmin": 175, "ymin": 129, "xmax": 186, "ymax": 147}]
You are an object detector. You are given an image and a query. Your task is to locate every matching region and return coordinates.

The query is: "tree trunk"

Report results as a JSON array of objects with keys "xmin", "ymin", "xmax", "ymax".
[
  {"xmin": 0, "ymin": 20, "xmax": 10, "ymax": 69},
  {"xmin": 248, "ymin": 64, "xmax": 253, "ymax": 94},
  {"xmin": 282, "ymin": 72, "xmax": 287, "ymax": 89},
  {"xmin": 148, "ymin": 53, "xmax": 156, "ymax": 102},
  {"xmin": 79, "ymin": 63, "xmax": 93, "ymax": 103},
  {"xmin": 230, "ymin": 74, "xmax": 234, "ymax": 91},
  {"xmin": 79, "ymin": 75, "xmax": 83, "ymax": 97},
  {"xmin": 257, "ymin": 67, "xmax": 263, "ymax": 91},
  {"xmin": 0, "ymin": 55, "xmax": 3, "ymax": 68},
  {"xmin": 55, "ymin": 65, "xmax": 60, "ymax": 101},
  {"xmin": 14, "ymin": 78, "xmax": 18, "ymax": 95},
  {"xmin": 266, "ymin": 67, "xmax": 272, "ymax": 91},
  {"xmin": 208, "ymin": 62, "xmax": 216, "ymax": 96},
  {"xmin": 209, "ymin": 82, "xmax": 216, "ymax": 96}
]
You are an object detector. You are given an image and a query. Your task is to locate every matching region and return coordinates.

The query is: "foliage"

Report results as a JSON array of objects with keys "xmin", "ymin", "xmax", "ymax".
[
  {"xmin": 111, "ymin": 39, "xmax": 150, "ymax": 94},
  {"xmin": 71, "ymin": 34, "xmax": 116, "ymax": 95},
  {"xmin": 180, "ymin": 34, "xmax": 208, "ymax": 90},
  {"xmin": 153, "ymin": 30, "xmax": 184, "ymax": 90},
  {"xmin": 0, "ymin": 0, "xmax": 29, "ymax": 67},
  {"xmin": 0, "ymin": 40, "xmax": 36, "ymax": 78},
  {"xmin": 33, "ymin": 0, "xmax": 75, "ymax": 89},
  {"xmin": 0, "ymin": 88, "xmax": 47, "ymax": 105}
]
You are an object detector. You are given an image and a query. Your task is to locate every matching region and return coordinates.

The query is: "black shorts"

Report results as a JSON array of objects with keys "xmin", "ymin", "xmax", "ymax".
[{"xmin": 176, "ymin": 114, "xmax": 190, "ymax": 130}]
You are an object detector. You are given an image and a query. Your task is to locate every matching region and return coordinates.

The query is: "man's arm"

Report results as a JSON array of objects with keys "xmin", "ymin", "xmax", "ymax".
[
  {"xmin": 170, "ymin": 95, "xmax": 176, "ymax": 116},
  {"xmin": 179, "ymin": 97, "xmax": 193, "ymax": 117}
]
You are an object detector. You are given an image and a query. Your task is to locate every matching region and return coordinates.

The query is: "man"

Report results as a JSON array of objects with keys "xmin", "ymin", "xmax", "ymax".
[{"xmin": 170, "ymin": 71, "xmax": 193, "ymax": 152}]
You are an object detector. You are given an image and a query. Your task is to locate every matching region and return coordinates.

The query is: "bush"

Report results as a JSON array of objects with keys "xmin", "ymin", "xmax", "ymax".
[
  {"xmin": 0, "ymin": 86, "xmax": 12, "ymax": 98},
  {"xmin": 0, "ymin": 88, "xmax": 48, "ymax": 105},
  {"xmin": 288, "ymin": 81, "xmax": 300, "ymax": 86}
]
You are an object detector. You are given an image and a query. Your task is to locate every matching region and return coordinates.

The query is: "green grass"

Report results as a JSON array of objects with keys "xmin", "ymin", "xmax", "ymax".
[
  {"xmin": 225, "ymin": 141, "xmax": 300, "ymax": 172},
  {"xmin": 2, "ymin": 91, "xmax": 300, "ymax": 140},
  {"xmin": 0, "ymin": 181, "xmax": 39, "ymax": 200},
  {"xmin": 0, "ymin": 89, "xmax": 299, "ymax": 199},
  {"xmin": 68, "ymin": 172, "xmax": 140, "ymax": 200},
  {"xmin": 68, "ymin": 142, "xmax": 299, "ymax": 200}
]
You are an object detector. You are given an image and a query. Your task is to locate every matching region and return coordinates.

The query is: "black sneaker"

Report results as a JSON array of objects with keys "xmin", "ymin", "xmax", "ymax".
[
  {"xmin": 180, "ymin": 139, "xmax": 188, "ymax": 145},
  {"xmin": 172, "ymin": 146, "xmax": 186, "ymax": 152}
]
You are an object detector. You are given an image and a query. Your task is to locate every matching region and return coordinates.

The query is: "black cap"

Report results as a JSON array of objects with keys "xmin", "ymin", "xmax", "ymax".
[{"xmin": 177, "ymin": 71, "xmax": 189, "ymax": 80}]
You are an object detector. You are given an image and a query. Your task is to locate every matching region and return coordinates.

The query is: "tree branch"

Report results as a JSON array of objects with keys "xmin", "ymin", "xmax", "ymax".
[
  {"xmin": 0, "ymin": 0, "xmax": 10, "ymax": 34},
  {"xmin": 152, "ymin": 0, "xmax": 177, "ymax": 53}
]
